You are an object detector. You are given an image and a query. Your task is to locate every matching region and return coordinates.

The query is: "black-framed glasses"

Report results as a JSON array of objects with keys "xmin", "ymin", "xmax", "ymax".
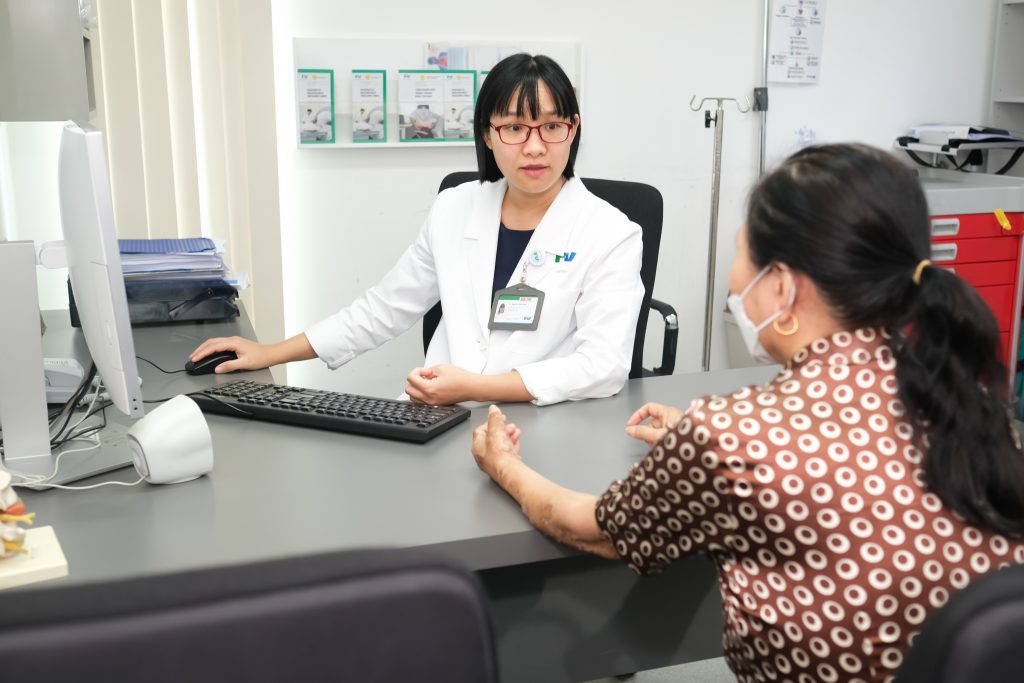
[{"xmin": 489, "ymin": 121, "xmax": 573, "ymax": 144}]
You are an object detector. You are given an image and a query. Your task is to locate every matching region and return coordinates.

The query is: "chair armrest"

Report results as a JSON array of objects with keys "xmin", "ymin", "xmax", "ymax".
[
  {"xmin": 649, "ymin": 298, "xmax": 677, "ymax": 325},
  {"xmin": 649, "ymin": 298, "xmax": 677, "ymax": 376}
]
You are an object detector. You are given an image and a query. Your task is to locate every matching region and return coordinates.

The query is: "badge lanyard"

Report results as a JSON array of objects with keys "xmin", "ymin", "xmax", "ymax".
[{"xmin": 488, "ymin": 251, "xmax": 546, "ymax": 332}]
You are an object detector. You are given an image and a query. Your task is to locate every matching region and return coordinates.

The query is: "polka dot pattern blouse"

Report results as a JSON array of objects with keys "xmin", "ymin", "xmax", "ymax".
[{"xmin": 595, "ymin": 328, "xmax": 1024, "ymax": 683}]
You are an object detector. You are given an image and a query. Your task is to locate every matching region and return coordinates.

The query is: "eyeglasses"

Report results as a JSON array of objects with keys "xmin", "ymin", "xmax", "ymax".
[{"xmin": 489, "ymin": 121, "xmax": 573, "ymax": 144}]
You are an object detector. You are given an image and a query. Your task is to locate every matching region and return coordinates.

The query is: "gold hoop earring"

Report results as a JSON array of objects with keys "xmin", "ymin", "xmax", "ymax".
[{"xmin": 773, "ymin": 315, "xmax": 799, "ymax": 336}]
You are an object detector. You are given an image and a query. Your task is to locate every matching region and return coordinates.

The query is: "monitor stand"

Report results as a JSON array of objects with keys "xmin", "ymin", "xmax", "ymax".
[
  {"xmin": 20, "ymin": 423, "xmax": 136, "ymax": 490},
  {"xmin": 0, "ymin": 241, "xmax": 57, "ymax": 475}
]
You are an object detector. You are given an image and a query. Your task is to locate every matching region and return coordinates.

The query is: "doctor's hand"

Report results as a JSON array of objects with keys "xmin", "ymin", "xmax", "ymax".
[
  {"xmin": 625, "ymin": 402, "xmax": 684, "ymax": 448},
  {"xmin": 406, "ymin": 364, "xmax": 478, "ymax": 405},
  {"xmin": 190, "ymin": 336, "xmax": 275, "ymax": 374},
  {"xmin": 471, "ymin": 405, "xmax": 522, "ymax": 481},
  {"xmin": 190, "ymin": 332, "xmax": 317, "ymax": 374}
]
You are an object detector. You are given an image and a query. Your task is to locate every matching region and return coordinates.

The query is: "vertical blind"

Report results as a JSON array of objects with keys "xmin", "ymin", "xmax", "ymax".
[{"xmin": 91, "ymin": 0, "xmax": 283, "ymax": 341}]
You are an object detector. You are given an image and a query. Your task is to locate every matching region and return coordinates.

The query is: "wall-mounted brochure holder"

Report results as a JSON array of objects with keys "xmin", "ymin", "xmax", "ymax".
[{"xmin": 293, "ymin": 38, "xmax": 582, "ymax": 149}]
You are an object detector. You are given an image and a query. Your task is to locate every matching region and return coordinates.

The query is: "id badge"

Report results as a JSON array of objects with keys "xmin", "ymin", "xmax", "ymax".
[{"xmin": 488, "ymin": 283, "xmax": 545, "ymax": 331}]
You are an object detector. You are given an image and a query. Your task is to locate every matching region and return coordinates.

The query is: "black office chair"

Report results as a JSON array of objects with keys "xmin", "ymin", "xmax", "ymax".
[
  {"xmin": 894, "ymin": 563, "xmax": 1024, "ymax": 682},
  {"xmin": 0, "ymin": 548, "xmax": 499, "ymax": 683},
  {"xmin": 424, "ymin": 172, "xmax": 677, "ymax": 378}
]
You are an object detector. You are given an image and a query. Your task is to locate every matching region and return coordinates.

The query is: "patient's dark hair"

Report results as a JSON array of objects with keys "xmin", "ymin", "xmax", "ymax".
[
  {"xmin": 473, "ymin": 53, "xmax": 580, "ymax": 182},
  {"xmin": 746, "ymin": 143, "xmax": 1024, "ymax": 536}
]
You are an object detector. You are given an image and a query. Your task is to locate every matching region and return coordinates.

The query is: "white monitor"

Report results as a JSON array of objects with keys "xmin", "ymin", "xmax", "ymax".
[{"xmin": 58, "ymin": 122, "xmax": 143, "ymax": 419}]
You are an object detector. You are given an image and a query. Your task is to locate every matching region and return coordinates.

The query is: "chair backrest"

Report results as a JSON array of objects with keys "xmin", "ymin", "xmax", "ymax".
[
  {"xmin": 0, "ymin": 548, "xmax": 498, "ymax": 683},
  {"xmin": 424, "ymin": 172, "xmax": 663, "ymax": 379},
  {"xmin": 894, "ymin": 563, "xmax": 1024, "ymax": 683}
]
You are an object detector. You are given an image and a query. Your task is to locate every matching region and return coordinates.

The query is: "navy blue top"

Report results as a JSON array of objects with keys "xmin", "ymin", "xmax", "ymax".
[{"xmin": 491, "ymin": 223, "xmax": 535, "ymax": 297}]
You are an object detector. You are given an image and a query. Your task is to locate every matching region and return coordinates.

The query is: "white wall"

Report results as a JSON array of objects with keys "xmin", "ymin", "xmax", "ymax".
[{"xmin": 264, "ymin": 0, "xmax": 995, "ymax": 398}]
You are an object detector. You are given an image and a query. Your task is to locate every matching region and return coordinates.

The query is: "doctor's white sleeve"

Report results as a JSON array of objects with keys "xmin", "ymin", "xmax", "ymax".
[
  {"xmin": 304, "ymin": 217, "xmax": 439, "ymax": 369},
  {"xmin": 514, "ymin": 228, "xmax": 644, "ymax": 406}
]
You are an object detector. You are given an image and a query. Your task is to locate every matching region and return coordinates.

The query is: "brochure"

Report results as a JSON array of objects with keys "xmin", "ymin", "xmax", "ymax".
[
  {"xmin": 351, "ymin": 70, "xmax": 386, "ymax": 142},
  {"xmin": 297, "ymin": 69, "xmax": 334, "ymax": 144},
  {"xmin": 443, "ymin": 71, "xmax": 476, "ymax": 140},
  {"xmin": 398, "ymin": 70, "xmax": 445, "ymax": 142}
]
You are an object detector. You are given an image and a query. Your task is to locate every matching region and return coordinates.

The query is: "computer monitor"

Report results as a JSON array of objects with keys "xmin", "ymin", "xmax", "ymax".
[
  {"xmin": 0, "ymin": 121, "xmax": 143, "ymax": 484},
  {"xmin": 58, "ymin": 122, "xmax": 143, "ymax": 420}
]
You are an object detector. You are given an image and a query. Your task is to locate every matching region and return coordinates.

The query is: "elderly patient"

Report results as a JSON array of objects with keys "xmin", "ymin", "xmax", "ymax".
[{"xmin": 471, "ymin": 144, "xmax": 1024, "ymax": 683}]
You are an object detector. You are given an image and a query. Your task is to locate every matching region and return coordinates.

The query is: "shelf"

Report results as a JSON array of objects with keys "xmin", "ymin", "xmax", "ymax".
[
  {"xmin": 301, "ymin": 140, "xmax": 475, "ymax": 150},
  {"xmin": 995, "ymin": 96, "xmax": 1024, "ymax": 104},
  {"xmin": 299, "ymin": 112, "xmax": 475, "ymax": 149}
]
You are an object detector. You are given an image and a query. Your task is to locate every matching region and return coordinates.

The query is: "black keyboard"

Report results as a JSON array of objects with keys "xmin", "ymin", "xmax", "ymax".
[{"xmin": 192, "ymin": 380, "xmax": 471, "ymax": 443}]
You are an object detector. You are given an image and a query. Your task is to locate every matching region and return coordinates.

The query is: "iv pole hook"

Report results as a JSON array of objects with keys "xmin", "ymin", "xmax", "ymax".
[{"xmin": 689, "ymin": 95, "xmax": 752, "ymax": 113}]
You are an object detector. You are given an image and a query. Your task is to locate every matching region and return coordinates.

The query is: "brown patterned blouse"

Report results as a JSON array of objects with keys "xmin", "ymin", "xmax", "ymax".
[{"xmin": 596, "ymin": 328, "xmax": 1024, "ymax": 683}]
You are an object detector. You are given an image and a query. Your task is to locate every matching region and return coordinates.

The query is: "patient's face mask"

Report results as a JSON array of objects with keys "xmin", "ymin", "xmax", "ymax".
[{"xmin": 727, "ymin": 265, "xmax": 796, "ymax": 365}]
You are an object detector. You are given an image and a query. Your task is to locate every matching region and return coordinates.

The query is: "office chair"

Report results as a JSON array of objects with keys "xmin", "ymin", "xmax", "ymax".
[
  {"xmin": 894, "ymin": 563, "xmax": 1024, "ymax": 682},
  {"xmin": 0, "ymin": 548, "xmax": 499, "ymax": 683},
  {"xmin": 424, "ymin": 172, "xmax": 678, "ymax": 378}
]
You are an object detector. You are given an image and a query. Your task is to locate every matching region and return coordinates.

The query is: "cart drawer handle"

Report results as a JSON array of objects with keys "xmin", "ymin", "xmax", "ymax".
[
  {"xmin": 930, "ymin": 218, "xmax": 960, "ymax": 237},
  {"xmin": 931, "ymin": 243, "xmax": 958, "ymax": 262}
]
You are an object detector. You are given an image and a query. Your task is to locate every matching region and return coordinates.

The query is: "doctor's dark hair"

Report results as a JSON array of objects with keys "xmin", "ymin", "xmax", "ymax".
[
  {"xmin": 473, "ymin": 54, "xmax": 581, "ymax": 182},
  {"xmin": 745, "ymin": 143, "xmax": 1024, "ymax": 537}
]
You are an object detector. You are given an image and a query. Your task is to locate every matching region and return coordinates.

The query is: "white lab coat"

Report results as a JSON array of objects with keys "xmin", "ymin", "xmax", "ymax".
[{"xmin": 304, "ymin": 176, "xmax": 644, "ymax": 405}]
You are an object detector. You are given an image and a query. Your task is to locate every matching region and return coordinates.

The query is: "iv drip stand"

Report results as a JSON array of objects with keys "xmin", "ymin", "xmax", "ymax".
[{"xmin": 690, "ymin": 95, "xmax": 751, "ymax": 372}]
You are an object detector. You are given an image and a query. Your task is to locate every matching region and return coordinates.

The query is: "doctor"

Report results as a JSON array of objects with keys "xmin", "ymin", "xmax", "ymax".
[{"xmin": 190, "ymin": 53, "xmax": 644, "ymax": 406}]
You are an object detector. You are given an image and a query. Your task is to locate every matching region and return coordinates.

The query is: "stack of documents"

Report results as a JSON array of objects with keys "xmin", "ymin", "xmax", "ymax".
[
  {"xmin": 119, "ymin": 237, "xmax": 225, "ymax": 279},
  {"xmin": 117, "ymin": 238, "xmax": 248, "ymax": 290}
]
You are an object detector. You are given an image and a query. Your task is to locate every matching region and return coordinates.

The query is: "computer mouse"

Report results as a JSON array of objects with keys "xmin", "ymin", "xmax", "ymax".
[{"xmin": 185, "ymin": 350, "xmax": 238, "ymax": 376}]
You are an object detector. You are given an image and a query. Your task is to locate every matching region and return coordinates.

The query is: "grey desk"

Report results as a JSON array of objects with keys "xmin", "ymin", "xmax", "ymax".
[{"xmin": 24, "ymin": 310, "xmax": 777, "ymax": 682}]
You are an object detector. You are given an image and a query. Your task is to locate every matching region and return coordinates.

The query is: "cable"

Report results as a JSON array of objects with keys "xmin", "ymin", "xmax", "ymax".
[
  {"xmin": 29, "ymin": 476, "xmax": 145, "ymax": 491},
  {"xmin": 9, "ymin": 435, "xmax": 101, "ymax": 488},
  {"xmin": 995, "ymin": 147, "xmax": 1024, "ymax": 176},
  {"xmin": 49, "ymin": 378, "xmax": 106, "ymax": 447},
  {"xmin": 47, "ymin": 364, "xmax": 98, "ymax": 446},
  {"xmin": 0, "ymin": 363, "xmax": 97, "ymax": 450},
  {"xmin": 5, "ymin": 373, "xmax": 144, "ymax": 490},
  {"xmin": 50, "ymin": 403, "xmax": 109, "ymax": 450},
  {"xmin": 136, "ymin": 355, "xmax": 188, "ymax": 375},
  {"xmin": 145, "ymin": 391, "xmax": 253, "ymax": 416},
  {"xmin": 8, "ymin": 428, "xmax": 144, "ymax": 491},
  {"xmin": 61, "ymin": 383, "xmax": 103, "ymax": 438}
]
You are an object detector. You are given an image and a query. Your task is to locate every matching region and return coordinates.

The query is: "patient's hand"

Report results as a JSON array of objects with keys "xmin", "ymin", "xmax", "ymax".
[
  {"xmin": 471, "ymin": 405, "xmax": 522, "ymax": 480},
  {"xmin": 625, "ymin": 402, "xmax": 684, "ymax": 448}
]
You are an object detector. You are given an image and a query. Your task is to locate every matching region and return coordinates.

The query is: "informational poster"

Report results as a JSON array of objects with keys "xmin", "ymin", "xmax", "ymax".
[
  {"xmin": 443, "ymin": 71, "xmax": 476, "ymax": 140},
  {"xmin": 767, "ymin": 0, "xmax": 826, "ymax": 84},
  {"xmin": 398, "ymin": 70, "xmax": 445, "ymax": 141},
  {"xmin": 425, "ymin": 43, "xmax": 470, "ymax": 70},
  {"xmin": 351, "ymin": 70, "xmax": 386, "ymax": 143},
  {"xmin": 296, "ymin": 69, "xmax": 334, "ymax": 144},
  {"xmin": 478, "ymin": 70, "xmax": 489, "ymax": 95},
  {"xmin": 423, "ymin": 43, "xmax": 519, "ymax": 72}
]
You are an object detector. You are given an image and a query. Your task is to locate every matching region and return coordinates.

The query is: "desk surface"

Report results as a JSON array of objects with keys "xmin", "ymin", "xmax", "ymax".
[{"xmin": 25, "ymin": 311, "xmax": 778, "ymax": 586}]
